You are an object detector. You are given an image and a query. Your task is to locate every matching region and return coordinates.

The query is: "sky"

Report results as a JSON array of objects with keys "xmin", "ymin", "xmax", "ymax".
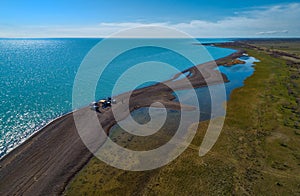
[{"xmin": 0, "ymin": 0, "xmax": 299, "ymax": 38}]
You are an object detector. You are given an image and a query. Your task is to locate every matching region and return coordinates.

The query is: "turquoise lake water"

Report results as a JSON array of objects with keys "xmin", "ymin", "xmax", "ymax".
[{"xmin": 0, "ymin": 38, "xmax": 248, "ymax": 158}]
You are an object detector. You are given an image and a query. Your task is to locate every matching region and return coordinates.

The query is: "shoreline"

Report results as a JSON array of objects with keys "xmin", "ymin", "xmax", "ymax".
[
  {"xmin": 0, "ymin": 110, "xmax": 76, "ymax": 161},
  {"xmin": 0, "ymin": 47, "xmax": 245, "ymax": 195}
]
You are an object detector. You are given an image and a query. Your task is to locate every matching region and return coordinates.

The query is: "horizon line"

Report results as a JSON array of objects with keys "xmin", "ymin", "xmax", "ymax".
[{"xmin": 1, "ymin": 36, "xmax": 300, "ymax": 39}]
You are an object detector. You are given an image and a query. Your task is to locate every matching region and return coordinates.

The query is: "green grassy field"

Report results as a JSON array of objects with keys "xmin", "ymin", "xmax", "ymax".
[
  {"xmin": 65, "ymin": 44, "xmax": 300, "ymax": 195},
  {"xmin": 243, "ymin": 39, "xmax": 300, "ymax": 57}
]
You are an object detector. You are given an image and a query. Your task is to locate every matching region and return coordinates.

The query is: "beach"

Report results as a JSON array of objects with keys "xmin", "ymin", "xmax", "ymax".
[
  {"xmin": 0, "ymin": 49, "xmax": 244, "ymax": 195},
  {"xmin": 1, "ymin": 0, "xmax": 299, "ymax": 195}
]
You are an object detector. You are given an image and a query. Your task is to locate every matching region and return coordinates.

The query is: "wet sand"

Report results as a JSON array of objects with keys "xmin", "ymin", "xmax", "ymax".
[{"xmin": 0, "ymin": 49, "xmax": 244, "ymax": 195}]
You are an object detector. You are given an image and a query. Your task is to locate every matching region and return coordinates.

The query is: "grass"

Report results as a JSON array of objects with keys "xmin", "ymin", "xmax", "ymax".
[
  {"xmin": 244, "ymin": 39, "xmax": 300, "ymax": 57},
  {"xmin": 65, "ymin": 44, "xmax": 300, "ymax": 195}
]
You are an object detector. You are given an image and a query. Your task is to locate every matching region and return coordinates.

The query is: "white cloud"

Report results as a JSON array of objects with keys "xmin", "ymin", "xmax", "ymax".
[
  {"xmin": 0, "ymin": 3, "xmax": 299, "ymax": 38},
  {"xmin": 256, "ymin": 30, "xmax": 289, "ymax": 35},
  {"xmin": 170, "ymin": 3, "xmax": 300, "ymax": 37}
]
